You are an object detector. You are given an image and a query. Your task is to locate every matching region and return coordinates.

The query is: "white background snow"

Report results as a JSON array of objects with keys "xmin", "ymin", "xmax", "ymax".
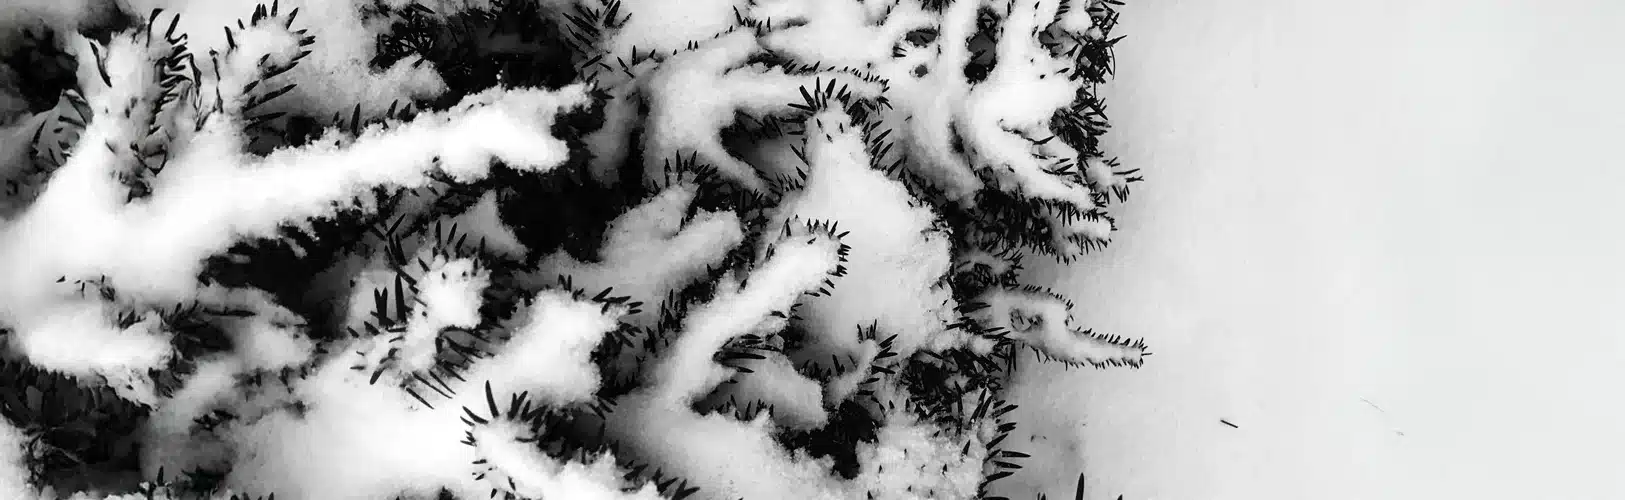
[{"xmin": 1016, "ymin": 0, "xmax": 1625, "ymax": 498}]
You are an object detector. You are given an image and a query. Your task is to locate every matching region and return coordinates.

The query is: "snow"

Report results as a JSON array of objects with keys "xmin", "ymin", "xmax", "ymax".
[
  {"xmin": 184, "ymin": 286, "xmax": 314, "ymax": 370},
  {"xmin": 469, "ymin": 290, "xmax": 623, "ymax": 405},
  {"xmin": 961, "ymin": 0, "xmax": 1096, "ymax": 211},
  {"xmin": 532, "ymin": 182, "xmax": 745, "ymax": 328},
  {"xmin": 1006, "ymin": 1, "xmax": 1625, "ymax": 499},
  {"xmin": 639, "ymin": 30, "xmax": 770, "ymax": 191},
  {"xmin": 442, "ymin": 190, "xmax": 527, "ymax": 259},
  {"xmin": 872, "ymin": 0, "xmax": 984, "ymax": 202},
  {"xmin": 600, "ymin": 0, "xmax": 747, "ymax": 62},
  {"xmin": 118, "ymin": 0, "xmax": 447, "ymax": 119},
  {"xmin": 765, "ymin": 108, "xmax": 959, "ymax": 365},
  {"xmin": 218, "ymin": 358, "xmax": 478, "ymax": 500},
  {"xmin": 603, "ymin": 225, "xmax": 847, "ymax": 500},
  {"xmin": 0, "ymin": 14, "xmax": 603, "ymax": 493},
  {"xmin": 0, "ymin": 78, "xmax": 591, "ymax": 324},
  {"xmin": 699, "ymin": 351, "xmax": 830, "ymax": 430},
  {"xmin": 753, "ymin": 0, "xmax": 933, "ymax": 70},
  {"xmin": 397, "ymin": 256, "xmax": 487, "ymax": 373},
  {"xmin": 195, "ymin": 289, "xmax": 620, "ymax": 499},
  {"xmin": 134, "ymin": 285, "xmax": 628, "ymax": 500},
  {"xmin": 971, "ymin": 286, "xmax": 1143, "ymax": 368},
  {"xmin": 1081, "ymin": 157, "xmax": 1122, "ymax": 191},
  {"xmin": 9, "ymin": 299, "xmax": 172, "ymax": 404},
  {"xmin": 1056, "ymin": 0, "xmax": 1097, "ymax": 34},
  {"xmin": 3, "ymin": 0, "xmax": 1540, "ymax": 498},
  {"xmin": 139, "ymin": 357, "xmax": 242, "ymax": 477},
  {"xmin": 850, "ymin": 411, "xmax": 985, "ymax": 500},
  {"xmin": 606, "ymin": 395, "xmax": 843, "ymax": 500},
  {"xmin": 0, "ymin": 82, "xmax": 589, "ymax": 412},
  {"xmin": 650, "ymin": 228, "xmax": 842, "ymax": 404},
  {"xmin": 639, "ymin": 30, "xmax": 883, "ymax": 192},
  {"xmin": 821, "ymin": 338, "xmax": 880, "ymax": 404},
  {"xmin": 467, "ymin": 418, "xmax": 662, "ymax": 500}
]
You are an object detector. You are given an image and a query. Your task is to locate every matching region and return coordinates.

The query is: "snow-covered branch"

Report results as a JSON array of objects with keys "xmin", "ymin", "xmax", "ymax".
[{"xmin": 0, "ymin": 0, "xmax": 1142, "ymax": 498}]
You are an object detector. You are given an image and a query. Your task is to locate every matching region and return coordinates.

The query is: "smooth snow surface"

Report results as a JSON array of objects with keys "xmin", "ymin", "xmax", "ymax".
[{"xmin": 1011, "ymin": 1, "xmax": 1625, "ymax": 499}]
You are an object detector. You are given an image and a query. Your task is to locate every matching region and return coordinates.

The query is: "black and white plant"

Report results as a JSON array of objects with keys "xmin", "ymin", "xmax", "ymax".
[{"xmin": 0, "ymin": 0, "xmax": 1141, "ymax": 498}]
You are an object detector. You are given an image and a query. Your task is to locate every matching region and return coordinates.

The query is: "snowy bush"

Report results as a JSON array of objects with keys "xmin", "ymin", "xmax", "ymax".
[{"xmin": 0, "ymin": 0, "xmax": 1142, "ymax": 498}]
